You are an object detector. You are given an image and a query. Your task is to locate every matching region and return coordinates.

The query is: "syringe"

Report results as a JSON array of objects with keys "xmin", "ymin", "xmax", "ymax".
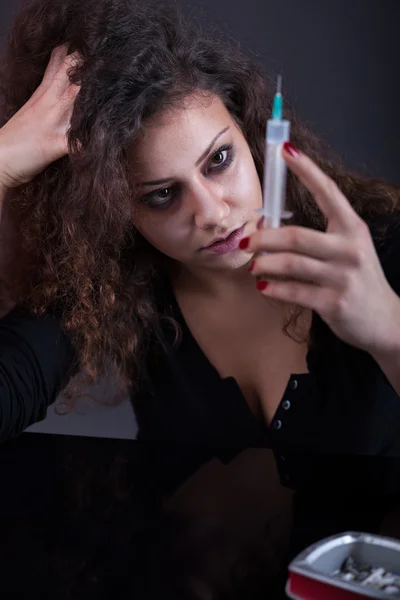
[{"xmin": 257, "ymin": 75, "xmax": 293, "ymax": 228}]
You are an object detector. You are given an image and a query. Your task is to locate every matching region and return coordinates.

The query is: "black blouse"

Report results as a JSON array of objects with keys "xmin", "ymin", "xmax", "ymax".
[
  {"xmin": 135, "ymin": 215, "xmax": 400, "ymax": 445},
  {"xmin": 1, "ymin": 214, "xmax": 400, "ymax": 493}
]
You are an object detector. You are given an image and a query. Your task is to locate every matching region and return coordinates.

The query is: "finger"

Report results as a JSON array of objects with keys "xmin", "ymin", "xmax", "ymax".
[
  {"xmin": 282, "ymin": 143, "xmax": 358, "ymax": 230},
  {"xmin": 48, "ymin": 51, "xmax": 82, "ymax": 102},
  {"xmin": 256, "ymin": 277, "xmax": 332, "ymax": 313},
  {"xmin": 54, "ymin": 86, "xmax": 80, "ymax": 154},
  {"xmin": 58, "ymin": 81, "xmax": 80, "ymax": 117},
  {"xmin": 21, "ymin": 47, "xmax": 74, "ymax": 114},
  {"xmin": 245, "ymin": 226, "xmax": 352, "ymax": 263},
  {"xmin": 250, "ymin": 252, "xmax": 339, "ymax": 286},
  {"xmin": 22, "ymin": 46, "xmax": 70, "ymax": 110},
  {"xmin": 41, "ymin": 45, "xmax": 70, "ymax": 90},
  {"xmin": 46, "ymin": 131, "xmax": 70, "ymax": 161}
]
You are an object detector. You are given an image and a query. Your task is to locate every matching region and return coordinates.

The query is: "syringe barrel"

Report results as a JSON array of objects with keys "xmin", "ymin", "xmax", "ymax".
[
  {"xmin": 266, "ymin": 119, "xmax": 290, "ymax": 144},
  {"xmin": 262, "ymin": 119, "xmax": 291, "ymax": 228}
]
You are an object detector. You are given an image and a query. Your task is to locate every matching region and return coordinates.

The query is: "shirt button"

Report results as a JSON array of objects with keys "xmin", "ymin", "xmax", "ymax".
[
  {"xmin": 282, "ymin": 400, "xmax": 291, "ymax": 410},
  {"xmin": 289, "ymin": 379, "xmax": 298, "ymax": 390},
  {"xmin": 273, "ymin": 419, "xmax": 282, "ymax": 430}
]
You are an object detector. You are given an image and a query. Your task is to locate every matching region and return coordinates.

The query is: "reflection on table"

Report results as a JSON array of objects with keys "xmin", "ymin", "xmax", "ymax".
[{"xmin": 1, "ymin": 434, "xmax": 400, "ymax": 599}]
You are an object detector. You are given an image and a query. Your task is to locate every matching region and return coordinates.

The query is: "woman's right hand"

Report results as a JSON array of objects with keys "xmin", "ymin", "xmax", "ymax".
[{"xmin": 0, "ymin": 45, "xmax": 80, "ymax": 190}]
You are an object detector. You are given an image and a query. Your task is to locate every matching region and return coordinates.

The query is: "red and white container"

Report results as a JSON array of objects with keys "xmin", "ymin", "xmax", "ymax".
[{"xmin": 286, "ymin": 531, "xmax": 400, "ymax": 600}]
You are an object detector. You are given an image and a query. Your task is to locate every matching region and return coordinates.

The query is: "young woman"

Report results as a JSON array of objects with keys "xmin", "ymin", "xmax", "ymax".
[{"xmin": 1, "ymin": 0, "xmax": 400, "ymax": 489}]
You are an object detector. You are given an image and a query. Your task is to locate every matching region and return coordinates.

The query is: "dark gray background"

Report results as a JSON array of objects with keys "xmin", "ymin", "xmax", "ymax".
[
  {"xmin": 180, "ymin": 0, "xmax": 399, "ymax": 182},
  {"xmin": 0, "ymin": 0, "xmax": 398, "ymax": 438},
  {"xmin": 1, "ymin": 0, "xmax": 398, "ymax": 179}
]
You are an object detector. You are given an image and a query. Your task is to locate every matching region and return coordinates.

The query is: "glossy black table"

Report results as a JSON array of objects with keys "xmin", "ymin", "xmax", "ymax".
[{"xmin": 1, "ymin": 433, "xmax": 400, "ymax": 599}]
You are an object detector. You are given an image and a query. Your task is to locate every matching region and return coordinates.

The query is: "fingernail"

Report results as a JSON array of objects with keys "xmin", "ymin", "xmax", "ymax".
[
  {"xmin": 256, "ymin": 281, "xmax": 269, "ymax": 291},
  {"xmin": 283, "ymin": 142, "xmax": 300, "ymax": 158},
  {"xmin": 257, "ymin": 216, "xmax": 264, "ymax": 230},
  {"xmin": 239, "ymin": 237, "xmax": 250, "ymax": 250},
  {"xmin": 248, "ymin": 260, "xmax": 255, "ymax": 272}
]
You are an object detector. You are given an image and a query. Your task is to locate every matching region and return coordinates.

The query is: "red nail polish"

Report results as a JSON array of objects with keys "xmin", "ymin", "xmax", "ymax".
[
  {"xmin": 256, "ymin": 281, "xmax": 269, "ymax": 291},
  {"xmin": 239, "ymin": 237, "xmax": 250, "ymax": 250},
  {"xmin": 283, "ymin": 142, "xmax": 300, "ymax": 158},
  {"xmin": 248, "ymin": 260, "xmax": 255, "ymax": 272}
]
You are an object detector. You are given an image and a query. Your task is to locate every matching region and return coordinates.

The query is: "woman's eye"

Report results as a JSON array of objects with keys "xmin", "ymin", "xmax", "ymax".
[
  {"xmin": 212, "ymin": 150, "xmax": 227, "ymax": 165},
  {"xmin": 141, "ymin": 144, "xmax": 233, "ymax": 210},
  {"xmin": 157, "ymin": 188, "xmax": 171, "ymax": 199},
  {"xmin": 143, "ymin": 187, "xmax": 174, "ymax": 209},
  {"xmin": 208, "ymin": 144, "xmax": 234, "ymax": 172}
]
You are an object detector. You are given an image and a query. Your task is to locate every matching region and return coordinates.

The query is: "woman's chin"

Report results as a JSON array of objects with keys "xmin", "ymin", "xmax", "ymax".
[{"xmin": 200, "ymin": 249, "xmax": 254, "ymax": 271}]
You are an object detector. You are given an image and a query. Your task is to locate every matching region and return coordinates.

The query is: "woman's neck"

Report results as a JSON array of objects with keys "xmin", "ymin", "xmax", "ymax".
[
  {"xmin": 169, "ymin": 261, "xmax": 312, "ymax": 339},
  {"xmin": 171, "ymin": 262, "xmax": 256, "ymax": 301}
]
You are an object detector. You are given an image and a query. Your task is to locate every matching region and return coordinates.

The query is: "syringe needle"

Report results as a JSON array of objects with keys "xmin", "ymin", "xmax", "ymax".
[{"xmin": 276, "ymin": 74, "xmax": 282, "ymax": 95}]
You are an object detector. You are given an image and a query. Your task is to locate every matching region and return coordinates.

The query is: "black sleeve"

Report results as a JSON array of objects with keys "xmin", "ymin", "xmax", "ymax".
[{"xmin": 0, "ymin": 308, "xmax": 76, "ymax": 441}]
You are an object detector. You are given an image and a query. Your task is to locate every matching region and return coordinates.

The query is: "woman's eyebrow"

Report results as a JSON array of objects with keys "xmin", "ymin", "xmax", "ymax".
[
  {"xmin": 194, "ymin": 126, "xmax": 230, "ymax": 167},
  {"xmin": 139, "ymin": 126, "xmax": 230, "ymax": 187}
]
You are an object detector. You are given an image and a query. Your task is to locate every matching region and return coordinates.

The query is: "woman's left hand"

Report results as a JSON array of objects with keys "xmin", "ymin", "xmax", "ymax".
[{"xmin": 244, "ymin": 142, "xmax": 400, "ymax": 355}]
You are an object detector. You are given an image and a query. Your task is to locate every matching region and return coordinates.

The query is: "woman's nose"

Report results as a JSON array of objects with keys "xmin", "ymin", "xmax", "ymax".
[{"xmin": 191, "ymin": 181, "xmax": 231, "ymax": 230}]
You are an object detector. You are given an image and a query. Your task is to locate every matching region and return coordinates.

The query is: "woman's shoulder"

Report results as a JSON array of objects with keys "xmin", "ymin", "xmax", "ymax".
[
  {"xmin": 1, "ymin": 304, "xmax": 63, "ymax": 335},
  {"xmin": 0, "ymin": 305, "xmax": 75, "ymax": 371},
  {"xmin": 0, "ymin": 306, "xmax": 76, "ymax": 440}
]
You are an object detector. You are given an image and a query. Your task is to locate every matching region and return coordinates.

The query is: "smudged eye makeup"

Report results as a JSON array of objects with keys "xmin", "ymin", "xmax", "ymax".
[{"xmin": 141, "ymin": 143, "xmax": 235, "ymax": 210}]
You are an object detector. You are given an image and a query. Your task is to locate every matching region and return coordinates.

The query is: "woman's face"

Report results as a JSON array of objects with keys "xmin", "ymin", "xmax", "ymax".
[{"xmin": 131, "ymin": 93, "xmax": 262, "ymax": 273}]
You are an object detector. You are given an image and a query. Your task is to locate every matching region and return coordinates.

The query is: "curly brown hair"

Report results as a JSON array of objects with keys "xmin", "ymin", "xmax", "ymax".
[{"xmin": 1, "ymin": 0, "xmax": 399, "ymax": 390}]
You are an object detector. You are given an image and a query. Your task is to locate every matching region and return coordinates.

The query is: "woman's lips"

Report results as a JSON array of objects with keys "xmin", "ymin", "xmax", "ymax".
[{"xmin": 202, "ymin": 224, "xmax": 246, "ymax": 255}]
